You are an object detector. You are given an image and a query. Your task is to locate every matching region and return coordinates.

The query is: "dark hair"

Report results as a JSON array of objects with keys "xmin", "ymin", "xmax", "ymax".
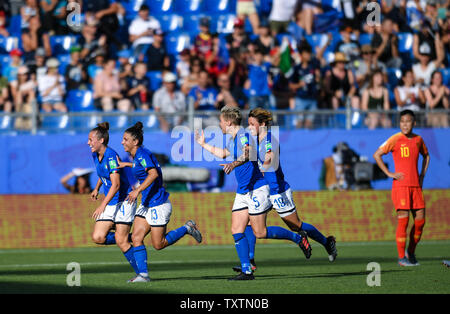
[
  {"xmin": 91, "ymin": 122, "xmax": 110, "ymax": 145},
  {"xmin": 125, "ymin": 122, "xmax": 144, "ymax": 146},
  {"xmin": 400, "ymin": 109, "xmax": 416, "ymax": 121},
  {"xmin": 248, "ymin": 107, "xmax": 273, "ymax": 127}
]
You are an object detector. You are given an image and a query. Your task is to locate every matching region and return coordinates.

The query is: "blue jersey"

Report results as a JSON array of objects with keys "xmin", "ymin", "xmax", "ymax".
[
  {"xmin": 92, "ymin": 147, "xmax": 131, "ymax": 205},
  {"xmin": 226, "ymin": 128, "xmax": 266, "ymax": 194},
  {"xmin": 131, "ymin": 146, "xmax": 169, "ymax": 207},
  {"xmin": 257, "ymin": 131, "xmax": 290, "ymax": 195}
]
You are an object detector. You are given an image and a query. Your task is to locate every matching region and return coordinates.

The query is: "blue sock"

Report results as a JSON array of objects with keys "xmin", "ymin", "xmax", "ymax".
[
  {"xmin": 165, "ymin": 226, "xmax": 188, "ymax": 246},
  {"xmin": 244, "ymin": 225, "xmax": 256, "ymax": 260},
  {"xmin": 103, "ymin": 232, "xmax": 116, "ymax": 245},
  {"xmin": 232, "ymin": 233, "xmax": 252, "ymax": 274},
  {"xmin": 300, "ymin": 222, "xmax": 328, "ymax": 246},
  {"xmin": 133, "ymin": 245, "xmax": 148, "ymax": 276},
  {"xmin": 266, "ymin": 226, "xmax": 301, "ymax": 244},
  {"xmin": 123, "ymin": 246, "xmax": 139, "ymax": 274}
]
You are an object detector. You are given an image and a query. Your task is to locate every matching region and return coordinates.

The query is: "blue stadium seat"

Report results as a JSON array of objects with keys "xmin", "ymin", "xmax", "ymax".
[
  {"xmin": 0, "ymin": 54, "xmax": 11, "ymax": 72},
  {"xmin": 122, "ymin": 0, "xmax": 145, "ymax": 19},
  {"xmin": 58, "ymin": 54, "xmax": 71, "ymax": 75},
  {"xmin": 8, "ymin": 15, "xmax": 22, "ymax": 38},
  {"xmin": 183, "ymin": 14, "xmax": 204, "ymax": 35},
  {"xmin": 212, "ymin": 14, "xmax": 236, "ymax": 34},
  {"xmin": 148, "ymin": 0, "xmax": 176, "ymax": 15},
  {"xmin": 386, "ymin": 68, "xmax": 402, "ymax": 89},
  {"xmin": 204, "ymin": 0, "xmax": 235, "ymax": 14},
  {"xmin": 146, "ymin": 71, "xmax": 163, "ymax": 91},
  {"xmin": 49, "ymin": 35, "xmax": 78, "ymax": 55},
  {"xmin": 0, "ymin": 36, "xmax": 19, "ymax": 54},
  {"xmin": 440, "ymin": 68, "xmax": 450, "ymax": 88},
  {"xmin": 397, "ymin": 33, "xmax": 413, "ymax": 53},
  {"xmin": 131, "ymin": 111, "xmax": 159, "ymax": 130},
  {"xmin": 72, "ymin": 115, "xmax": 100, "ymax": 130},
  {"xmin": 102, "ymin": 113, "xmax": 130, "ymax": 130},
  {"xmin": 66, "ymin": 90, "xmax": 95, "ymax": 112},
  {"xmin": 305, "ymin": 33, "xmax": 329, "ymax": 50},
  {"xmin": 174, "ymin": 0, "xmax": 204, "ymax": 14},
  {"xmin": 156, "ymin": 14, "xmax": 183, "ymax": 33},
  {"xmin": 359, "ymin": 33, "xmax": 373, "ymax": 46},
  {"xmin": 0, "ymin": 115, "xmax": 14, "ymax": 132},
  {"xmin": 40, "ymin": 114, "xmax": 70, "ymax": 130},
  {"xmin": 164, "ymin": 32, "xmax": 192, "ymax": 55}
]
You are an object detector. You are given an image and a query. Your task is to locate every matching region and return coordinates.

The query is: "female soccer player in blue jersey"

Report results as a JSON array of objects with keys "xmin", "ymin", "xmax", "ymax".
[
  {"xmin": 247, "ymin": 108, "xmax": 337, "ymax": 265},
  {"xmin": 195, "ymin": 105, "xmax": 311, "ymax": 280},
  {"xmin": 87, "ymin": 122, "xmax": 139, "ymax": 277},
  {"xmin": 118, "ymin": 122, "xmax": 202, "ymax": 283}
]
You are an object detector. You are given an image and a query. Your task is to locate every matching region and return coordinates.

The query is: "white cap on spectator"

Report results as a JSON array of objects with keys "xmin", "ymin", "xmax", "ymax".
[
  {"xmin": 46, "ymin": 58, "xmax": 60, "ymax": 68},
  {"xmin": 163, "ymin": 72, "xmax": 177, "ymax": 83}
]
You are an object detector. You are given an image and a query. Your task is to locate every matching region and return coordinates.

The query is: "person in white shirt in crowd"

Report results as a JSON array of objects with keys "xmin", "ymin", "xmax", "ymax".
[
  {"xmin": 128, "ymin": 4, "xmax": 161, "ymax": 59},
  {"xmin": 152, "ymin": 72, "xmax": 187, "ymax": 132},
  {"xmin": 394, "ymin": 69, "xmax": 425, "ymax": 112},
  {"xmin": 37, "ymin": 58, "xmax": 67, "ymax": 113},
  {"xmin": 269, "ymin": 0, "xmax": 298, "ymax": 36}
]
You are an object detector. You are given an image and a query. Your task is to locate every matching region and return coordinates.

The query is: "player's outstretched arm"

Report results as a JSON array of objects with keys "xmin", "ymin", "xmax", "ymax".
[
  {"xmin": 373, "ymin": 148, "xmax": 404, "ymax": 181},
  {"xmin": 195, "ymin": 129, "xmax": 230, "ymax": 159}
]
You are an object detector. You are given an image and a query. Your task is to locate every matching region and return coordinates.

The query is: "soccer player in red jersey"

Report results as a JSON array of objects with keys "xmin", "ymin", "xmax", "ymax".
[{"xmin": 373, "ymin": 110, "xmax": 430, "ymax": 266}]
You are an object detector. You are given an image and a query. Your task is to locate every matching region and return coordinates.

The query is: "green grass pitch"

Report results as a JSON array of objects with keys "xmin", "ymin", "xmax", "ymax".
[{"xmin": 0, "ymin": 241, "xmax": 449, "ymax": 294}]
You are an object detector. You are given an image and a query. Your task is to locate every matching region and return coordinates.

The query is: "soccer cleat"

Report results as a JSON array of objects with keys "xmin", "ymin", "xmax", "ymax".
[
  {"xmin": 184, "ymin": 220, "xmax": 202, "ymax": 243},
  {"xmin": 298, "ymin": 230, "xmax": 312, "ymax": 259},
  {"xmin": 127, "ymin": 274, "xmax": 151, "ymax": 283},
  {"xmin": 325, "ymin": 236, "xmax": 337, "ymax": 262},
  {"xmin": 228, "ymin": 272, "xmax": 255, "ymax": 281},
  {"xmin": 398, "ymin": 257, "xmax": 417, "ymax": 267},
  {"xmin": 405, "ymin": 251, "xmax": 420, "ymax": 266},
  {"xmin": 232, "ymin": 259, "xmax": 257, "ymax": 273}
]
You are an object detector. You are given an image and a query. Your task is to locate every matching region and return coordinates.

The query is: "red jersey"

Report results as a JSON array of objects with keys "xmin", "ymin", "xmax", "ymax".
[{"xmin": 379, "ymin": 132, "xmax": 428, "ymax": 188}]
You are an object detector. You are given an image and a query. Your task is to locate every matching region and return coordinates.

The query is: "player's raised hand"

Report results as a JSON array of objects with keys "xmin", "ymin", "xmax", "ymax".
[{"xmin": 195, "ymin": 129, "xmax": 205, "ymax": 146}]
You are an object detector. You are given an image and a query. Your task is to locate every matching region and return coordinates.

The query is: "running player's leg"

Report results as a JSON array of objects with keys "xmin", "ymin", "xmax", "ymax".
[
  {"xmin": 231, "ymin": 209, "xmax": 253, "ymax": 276},
  {"xmin": 115, "ymin": 223, "xmax": 139, "ymax": 275},
  {"xmin": 92, "ymin": 220, "xmax": 115, "ymax": 245},
  {"xmin": 131, "ymin": 216, "xmax": 151, "ymax": 281}
]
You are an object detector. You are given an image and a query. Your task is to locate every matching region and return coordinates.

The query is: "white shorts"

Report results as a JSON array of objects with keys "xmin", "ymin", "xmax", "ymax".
[
  {"xmin": 237, "ymin": 1, "xmax": 257, "ymax": 15},
  {"xmin": 97, "ymin": 201, "xmax": 136, "ymax": 225},
  {"xmin": 135, "ymin": 200, "xmax": 172, "ymax": 227},
  {"xmin": 232, "ymin": 185, "xmax": 272, "ymax": 215},
  {"xmin": 270, "ymin": 188, "xmax": 297, "ymax": 218}
]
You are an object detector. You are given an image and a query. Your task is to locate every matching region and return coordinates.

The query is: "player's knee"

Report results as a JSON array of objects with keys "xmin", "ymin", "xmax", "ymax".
[
  {"xmin": 92, "ymin": 233, "xmax": 106, "ymax": 244},
  {"xmin": 152, "ymin": 242, "xmax": 166, "ymax": 250},
  {"xmin": 253, "ymin": 229, "xmax": 267, "ymax": 239},
  {"xmin": 114, "ymin": 233, "xmax": 129, "ymax": 247},
  {"xmin": 131, "ymin": 233, "xmax": 144, "ymax": 246}
]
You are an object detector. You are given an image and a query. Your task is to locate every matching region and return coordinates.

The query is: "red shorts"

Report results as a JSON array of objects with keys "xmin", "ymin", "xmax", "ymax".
[{"xmin": 391, "ymin": 186, "xmax": 425, "ymax": 210}]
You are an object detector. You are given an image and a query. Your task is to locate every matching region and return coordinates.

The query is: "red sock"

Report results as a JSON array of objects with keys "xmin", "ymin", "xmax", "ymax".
[
  {"xmin": 396, "ymin": 217, "xmax": 409, "ymax": 259},
  {"xmin": 408, "ymin": 219, "xmax": 425, "ymax": 255}
]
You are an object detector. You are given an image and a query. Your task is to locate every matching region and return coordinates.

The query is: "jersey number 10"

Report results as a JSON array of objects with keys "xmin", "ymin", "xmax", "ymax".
[{"xmin": 400, "ymin": 146, "xmax": 410, "ymax": 158}]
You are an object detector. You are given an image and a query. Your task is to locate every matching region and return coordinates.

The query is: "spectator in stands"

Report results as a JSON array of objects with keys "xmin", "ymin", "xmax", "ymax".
[
  {"xmin": 2, "ymin": 49, "xmax": 23, "ymax": 90},
  {"xmin": 145, "ymin": 29, "xmax": 170, "ymax": 71},
  {"xmin": 117, "ymin": 49, "xmax": 133, "ymax": 80},
  {"xmin": 245, "ymin": 48, "xmax": 271, "ymax": 109},
  {"xmin": 0, "ymin": 10, "xmax": 9, "ymax": 37},
  {"xmin": 225, "ymin": 18, "xmax": 252, "ymax": 57},
  {"xmin": 413, "ymin": 19, "xmax": 440, "ymax": 62},
  {"xmin": 412, "ymin": 33, "xmax": 445, "ymax": 86},
  {"xmin": 13, "ymin": 65, "xmax": 36, "ymax": 130},
  {"xmin": 188, "ymin": 70, "xmax": 218, "ymax": 111},
  {"xmin": 355, "ymin": 44, "xmax": 387, "ymax": 92},
  {"xmin": 215, "ymin": 72, "xmax": 248, "ymax": 110},
  {"xmin": 38, "ymin": 58, "xmax": 67, "ymax": 113},
  {"xmin": 93, "ymin": 58, "xmax": 132, "ymax": 112},
  {"xmin": 21, "ymin": 0, "xmax": 39, "ymax": 32},
  {"xmin": 65, "ymin": 46, "xmax": 88, "ymax": 91},
  {"xmin": 228, "ymin": 46, "xmax": 249, "ymax": 90},
  {"xmin": 394, "ymin": 69, "xmax": 425, "ymax": 112},
  {"xmin": 269, "ymin": 0, "xmax": 297, "ymax": 36},
  {"xmin": 27, "ymin": 47, "xmax": 48, "ymax": 83},
  {"xmin": 323, "ymin": 52, "xmax": 359, "ymax": 110},
  {"xmin": 335, "ymin": 25, "xmax": 361, "ymax": 64},
  {"xmin": 128, "ymin": 4, "xmax": 161, "ymax": 59},
  {"xmin": 236, "ymin": 0, "xmax": 260, "ymax": 34},
  {"xmin": 295, "ymin": 0, "xmax": 321, "ymax": 35},
  {"xmin": 194, "ymin": 17, "xmax": 214, "ymax": 61},
  {"xmin": 251, "ymin": 19, "xmax": 279, "ymax": 59},
  {"xmin": 424, "ymin": 70, "xmax": 449, "ymax": 127},
  {"xmin": 126, "ymin": 62, "xmax": 150, "ymax": 111},
  {"xmin": 153, "ymin": 72, "xmax": 187, "ymax": 132},
  {"xmin": 176, "ymin": 48, "xmax": 191, "ymax": 86},
  {"xmin": 371, "ymin": 18, "xmax": 402, "ymax": 68},
  {"xmin": 87, "ymin": 52, "xmax": 105, "ymax": 83},
  {"xmin": 288, "ymin": 42, "xmax": 320, "ymax": 129},
  {"xmin": 181, "ymin": 56, "xmax": 204, "ymax": 95},
  {"xmin": 40, "ymin": 0, "xmax": 68, "ymax": 35},
  {"xmin": 79, "ymin": 18, "xmax": 108, "ymax": 67},
  {"xmin": 380, "ymin": 0, "xmax": 408, "ymax": 32},
  {"xmin": 361, "ymin": 69, "xmax": 391, "ymax": 130},
  {"xmin": 83, "ymin": 0, "xmax": 122, "ymax": 48},
  {"xmin": 0, "ymin": 76, "xmax": 12, "ymax": 113},
  {"xmin": 21, "ymin": 14, "xmax": 52, "ymax": 62}
]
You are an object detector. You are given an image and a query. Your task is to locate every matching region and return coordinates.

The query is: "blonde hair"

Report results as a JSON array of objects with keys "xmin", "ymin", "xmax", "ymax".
[
  {"xmin": 248, "ymin": 107, "xmax": 273, "ymax": 127},
  {"xmin": 220, "ymin": 105, "xmax": 242, "ymax": 126}
]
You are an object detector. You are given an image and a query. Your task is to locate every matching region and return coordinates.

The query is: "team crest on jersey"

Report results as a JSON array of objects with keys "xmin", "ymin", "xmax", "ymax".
[
  {"xmin": 109, "ymin": 159, "xmax": 118, "ymax": 170},
  {"xmin": 239, "ymin": 135, "xmax": 249, "ymax": 146},
  {"xmin": 265, "ymin": 141, "xmax": 272, "ymax": 152},
  {"xmin": 140, "ymin": 159, "xmax": 147, "ymax": 168}
]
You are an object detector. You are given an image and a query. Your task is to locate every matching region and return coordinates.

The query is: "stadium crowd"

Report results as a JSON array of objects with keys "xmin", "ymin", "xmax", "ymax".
[{"xmin": 0, "ymin": 0, "xmax": 449, "ymax": 131}]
